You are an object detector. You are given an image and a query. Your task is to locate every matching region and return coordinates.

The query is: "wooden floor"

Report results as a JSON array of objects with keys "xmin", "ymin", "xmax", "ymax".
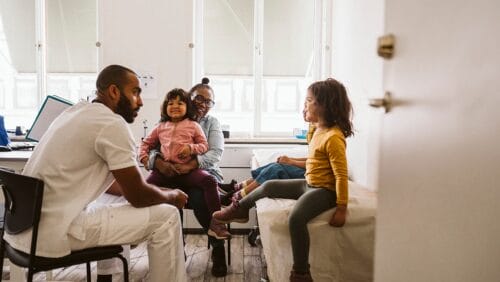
[{"xmin": 3, "ymin": 235, "xmax": 267, "ymax": 282}]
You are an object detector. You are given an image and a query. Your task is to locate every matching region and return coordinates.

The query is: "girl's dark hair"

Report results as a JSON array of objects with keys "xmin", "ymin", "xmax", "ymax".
[
  {"xmin": 160, "ymin": 88, "xmax": 196, "ymax": 122},
  {"xmin": 308, "ymin": 78, "xmax": 354, "ymax": 137},
  {"xmin": 189, "ymin": 77, "xmax": 214, "ymax": 98}
]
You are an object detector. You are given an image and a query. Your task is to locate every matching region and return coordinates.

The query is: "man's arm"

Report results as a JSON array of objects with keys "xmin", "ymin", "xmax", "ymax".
[
  {"xmin": 111, "ymin": 166, "xmax": 187, "ymax": 209},
  {"xmin": 106, "ymin": 181, "xmax": 123, "ymax": 196}
]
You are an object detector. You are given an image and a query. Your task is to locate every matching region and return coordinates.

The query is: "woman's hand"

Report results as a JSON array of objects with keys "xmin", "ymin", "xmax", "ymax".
[
  {"xmin": 178, "ymin": 145, "xmax": 191, "ymax": 160},
  {"xmin": 141, "ymin": 156, "xmax": 150, "ymax": 170},
  {"xmin": 277, "ymin": 155, "xmax": 291, "ymax": 165},
  {"xmin": 329, "ymin": 205, "xmax": 347, "ymax": 227},
  {"xmin": 174, "ymin": 159, "xmax": 197, "ymax": 175},
  {"xmin": 155, "ymin": 158, "xmax": 179, "ymax": 177}
]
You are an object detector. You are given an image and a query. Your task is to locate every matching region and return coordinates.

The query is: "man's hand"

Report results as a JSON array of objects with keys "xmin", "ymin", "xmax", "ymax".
[
  {"xmin": 155, "ymin": 158, "xmax": 179, "ymax": 177},
  {"xmin": 163, "ymin": 188, "xmax": 188, "ymax": 209},
  {"xmin": 178, "ymin": 145, "xmax": 191, "ymax": 160},
  {"xmin": 329, "ymin": 205, "xmax": 347, "ymax": 227}
]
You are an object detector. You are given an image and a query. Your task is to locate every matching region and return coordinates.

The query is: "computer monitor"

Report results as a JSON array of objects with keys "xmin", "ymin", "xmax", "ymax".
[
  {"xmin": 0, "ymin": 115, "xmax": 10, "ymax": 146},
  {"xmin": 26, "ymin": 95, "xmax": 73, "ymax": 142}
]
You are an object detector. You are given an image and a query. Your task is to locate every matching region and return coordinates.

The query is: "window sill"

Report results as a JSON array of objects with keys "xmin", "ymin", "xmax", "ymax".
[{"xmin": 224, "ymin": 137, "xmax": 307, "ymax": 145}]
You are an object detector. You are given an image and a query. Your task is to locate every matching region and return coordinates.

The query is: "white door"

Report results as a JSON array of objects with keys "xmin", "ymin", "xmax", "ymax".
[{"xmin": 374, "ymin": 1, "xmax": 500, "ymax": 281}]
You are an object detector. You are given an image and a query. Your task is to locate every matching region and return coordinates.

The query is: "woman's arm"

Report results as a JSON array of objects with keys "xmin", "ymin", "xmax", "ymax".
[
  {"xmin": 277, "ymin": 155, "xmax": 306, "ymax": 169},
  {"xmin": 189, "ymin": 123, "xmax": 209, "ymax": 155},
  {"xmin": 197, "ymin": 117, "xmax": 224, "ymax": 169}
]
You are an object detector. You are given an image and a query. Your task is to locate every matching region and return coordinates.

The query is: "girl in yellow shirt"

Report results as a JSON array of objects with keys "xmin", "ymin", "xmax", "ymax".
[{"xmin": 213, "ymin": 78, "xmax": 353, "ymax": 282}]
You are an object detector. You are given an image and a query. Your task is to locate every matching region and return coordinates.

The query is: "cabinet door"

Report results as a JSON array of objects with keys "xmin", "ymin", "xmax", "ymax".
[
  {"xmin": 220, "ymin": 147, "xmax": 253, "ymax": 167},
  {"xmin": 221, "ymin": 168, "xmax": 252, "ymax": 183}
]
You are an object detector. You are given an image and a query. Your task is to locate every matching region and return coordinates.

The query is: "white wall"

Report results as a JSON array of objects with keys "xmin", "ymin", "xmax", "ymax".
[
  {"xmin": 330, "ymin": 0, "xmax": 385, "ymax": 189},
  {"xmin": 98, "ymin": 0, "xmax": 193, "ymax": 141}
]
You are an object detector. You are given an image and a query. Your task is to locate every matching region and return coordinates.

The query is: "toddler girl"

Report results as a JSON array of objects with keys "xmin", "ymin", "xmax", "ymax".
[{"xmin": 140, "ymin": 88, "xmax": 230, "ymax": 239}]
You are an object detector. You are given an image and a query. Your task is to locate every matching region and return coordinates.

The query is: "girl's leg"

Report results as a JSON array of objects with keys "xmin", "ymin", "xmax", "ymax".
[
  {"xmin": 239, "ymin": 179, "xmax": 308, "ymax": 209},
  {"xmin": 146, "ymin": 170, "xmax": 172, "ymax": 187},
  {"xmin": 170, "ymin": 170, "xmax": 231, "ymax": 239},
  {"xmin": 288, "ymin": 187, "xmax": 337, "ymax": 274},
  {"xmin": 177, "ymin": 169, "xmax": 222, "ymax": 214},
  {"xmin": 213, "ymin": 179, "xmax": 308, "ymax": 223}
]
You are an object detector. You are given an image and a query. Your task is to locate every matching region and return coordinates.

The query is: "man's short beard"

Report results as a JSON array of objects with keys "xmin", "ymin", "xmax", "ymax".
[{"xmin": 116, "ymin": 93, "xmax": 135, "ymax": 123}]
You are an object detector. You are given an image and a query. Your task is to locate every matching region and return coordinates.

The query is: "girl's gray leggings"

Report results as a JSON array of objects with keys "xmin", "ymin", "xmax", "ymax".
[{"xmin": 239, "ymin": 179, "xmax": 337, "ymax": 273}]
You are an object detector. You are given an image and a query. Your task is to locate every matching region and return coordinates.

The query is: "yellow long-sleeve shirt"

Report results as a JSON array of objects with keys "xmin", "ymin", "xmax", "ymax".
[{"xmin": 305, "ymin": 126, "xmax": 349, "ymax": 205}]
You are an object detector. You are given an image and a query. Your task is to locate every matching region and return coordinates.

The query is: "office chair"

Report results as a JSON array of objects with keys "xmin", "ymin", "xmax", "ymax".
[{"xmin": 0, "ymin": 169, "xmax": 129, "ymax": 282}]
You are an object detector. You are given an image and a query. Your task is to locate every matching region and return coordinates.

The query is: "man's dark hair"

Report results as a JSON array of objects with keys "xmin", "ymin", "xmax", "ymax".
[{"xmin": 96, "ymin": 65, "xmax": 136, "ymax": 94}]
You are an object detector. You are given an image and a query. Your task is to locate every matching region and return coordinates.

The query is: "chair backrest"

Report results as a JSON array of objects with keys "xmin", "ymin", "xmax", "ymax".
[{"xmin": 0, "ymin": 168, "xmax": 44, "ymax": 235}]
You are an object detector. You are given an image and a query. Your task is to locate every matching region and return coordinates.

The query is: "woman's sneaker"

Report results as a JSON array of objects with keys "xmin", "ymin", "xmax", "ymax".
[
  {"xmin": 208, "ymin": 219, "xmax": 231, "ymax": 239},
  {"xmin": 220, "ymin": 192, "xmax": 234, "ymax": 206},
  {"xmin": 219, "ymin": 179, "xmax": 238, "ymax": 194},
  {"xmin": 212, "ymin": 200, "xmax": 249, "ymax": 223}
]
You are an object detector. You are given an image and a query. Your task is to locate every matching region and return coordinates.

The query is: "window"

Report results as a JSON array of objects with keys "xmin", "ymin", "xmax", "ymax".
[
  {"xmin": 0, "ymin": 0, "xmax": 38, "ymax": 129},
  {"xmin": 46, "ymin": 0, "xmax": 97, "ymax": 102},
  {"xmin": 195, "ymin": 0, "xmax": 331, "ymax": 137},
  {"xmin": 0, "ymin": 0, "xmax": 97, "ymax": 130}
]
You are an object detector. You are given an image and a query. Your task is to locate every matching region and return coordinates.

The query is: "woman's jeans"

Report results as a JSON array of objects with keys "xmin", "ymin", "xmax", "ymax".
[{"xmin": 251, "ymin": 163, "xmax": 305, "ymax": 184}]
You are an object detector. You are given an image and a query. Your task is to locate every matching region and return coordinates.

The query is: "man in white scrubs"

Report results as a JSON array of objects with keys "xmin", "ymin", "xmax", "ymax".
[{"xmin": 4, "ymin": 65, "xmax": 188, "ymax": 282}]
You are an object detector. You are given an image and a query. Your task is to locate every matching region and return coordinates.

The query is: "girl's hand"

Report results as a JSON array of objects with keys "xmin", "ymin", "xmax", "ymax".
[
  {"xmin": 141, "ymin": 157, "xmax": 150, "ymax": 170},
  {"xmin": 329, "ymin": 205, "xmax": 347, "ymax": 227},
  {"xmin": 178, "ymin": 145, "xmax": 191, "ymax": 160}
]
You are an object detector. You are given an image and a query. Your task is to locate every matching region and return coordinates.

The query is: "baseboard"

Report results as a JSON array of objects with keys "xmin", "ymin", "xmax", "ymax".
[{"xmin": 183, "ymin": 228, "xmax": 251, "ymax": 235}]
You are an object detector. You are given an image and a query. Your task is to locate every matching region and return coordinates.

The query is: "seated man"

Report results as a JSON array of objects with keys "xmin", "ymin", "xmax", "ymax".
[{"xmin": 4, "ymin": 65, "xmax": 188, "ymax": 282}]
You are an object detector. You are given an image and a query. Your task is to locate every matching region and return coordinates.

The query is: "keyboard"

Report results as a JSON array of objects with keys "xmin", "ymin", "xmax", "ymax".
[{"xmin": 9, "ymin": 142, "xmax": 37, "ymax": 150}]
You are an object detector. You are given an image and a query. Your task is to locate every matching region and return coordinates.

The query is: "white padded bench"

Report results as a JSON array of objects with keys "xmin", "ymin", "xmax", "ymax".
[{"xmin": 256, "ymin": 181, "xmax": 376, "ymax": 282}]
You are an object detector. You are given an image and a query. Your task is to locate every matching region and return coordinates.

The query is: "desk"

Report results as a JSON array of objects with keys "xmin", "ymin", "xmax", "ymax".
[{"xmin": 0, "ymin": 151, "xmax": 31, "ymax": 173}]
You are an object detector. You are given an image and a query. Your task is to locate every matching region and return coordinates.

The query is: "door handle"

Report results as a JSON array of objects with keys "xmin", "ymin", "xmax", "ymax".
[{"xmin": 369, "ymin": 91, "xmax": 392, "ymax": 113}]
